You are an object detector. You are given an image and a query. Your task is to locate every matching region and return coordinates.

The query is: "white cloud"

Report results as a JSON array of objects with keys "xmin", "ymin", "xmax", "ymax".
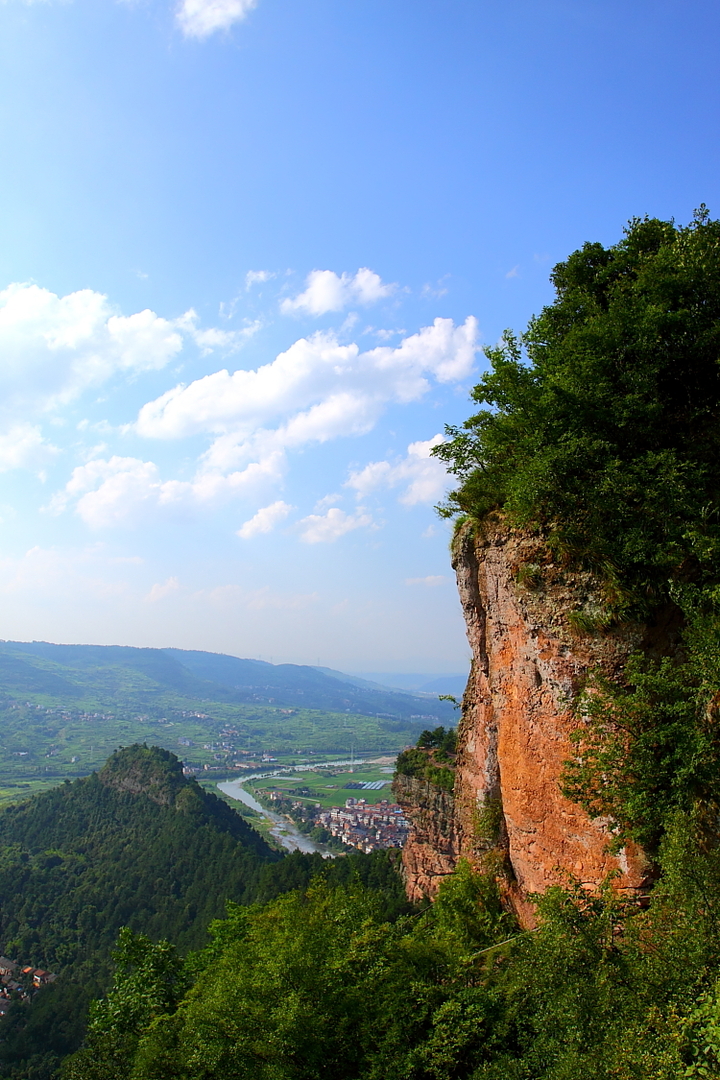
[
  {"xmin": 0, "ymin": 423, "xmax": 58, "ymax": 474},
  {"xmin": 0, "ymin": 283, "xmax": 246, "ymax": 420},
  {"xmin": 175, "ymin": 309, "xmax": 260, "ymax": 355},
  {"xmin": 505, "ymin": 265, "xmax": 520, "ymax": 279},
  {"xmin": 124, "ymin": 319, "xmax": 476, "ymax": 522},
  {"xmin": 136, "ymin": 318, "xmax": 477, "ymax": 465},
  {"xmin": 145, "ymin": 577, "xmax": 180, "ymax": 602},
  {"xmin": 176, "ymin": 0, "xmax": 256, "ymax": 38},
  {"xmin": 281, "ymin": 268, "xmax": 395, "ymax": 317},
  {"xmin": 405, "ymin": 575, "xmax": 447, "ymax": 587},
  {"xmin": 237, "ymin": 500, "xmax": 293, "ymax": 539},
  {"xmin": 245, "ymin": 270, "xmax": 275, "ymax": 289},
  {"xmin": 297, "ymin": 506, "xmax": 373, "ymax": 544},
  {"xmin": 346, "ymin": 434, "xmax": 449, "ymax": 506},
  {"xmin": 50, "ymin": 452, "xmax": 284, "ymax": 528},
  {"xmin": 0, "ymin": 284, "xmax": 182, "ymax": 414},
  {"xmin": 46, "ymin": 313, "xmax": 476, "ymax": 531}
]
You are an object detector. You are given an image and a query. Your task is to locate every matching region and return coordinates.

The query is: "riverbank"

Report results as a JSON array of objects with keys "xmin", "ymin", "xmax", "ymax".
[{"xmin": 218, "ymin": 755, "xmax": 397, "ymax": 857}]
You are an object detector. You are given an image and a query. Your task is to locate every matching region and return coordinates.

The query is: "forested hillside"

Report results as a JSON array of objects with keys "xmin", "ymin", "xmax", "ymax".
[{"xmin": 0, "ymin": 745, "xmax": 407, "ymax": 1079}]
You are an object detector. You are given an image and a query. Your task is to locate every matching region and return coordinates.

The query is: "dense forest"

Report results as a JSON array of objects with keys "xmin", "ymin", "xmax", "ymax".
[{"xmin": 0, "ymin": 745, "xmax": 407, "ymax": 1079}]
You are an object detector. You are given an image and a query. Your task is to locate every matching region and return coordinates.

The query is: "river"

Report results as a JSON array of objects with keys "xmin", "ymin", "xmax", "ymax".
[{"xmin": 218, "ymin": 757, "xmax": 387, "ymax": 858}]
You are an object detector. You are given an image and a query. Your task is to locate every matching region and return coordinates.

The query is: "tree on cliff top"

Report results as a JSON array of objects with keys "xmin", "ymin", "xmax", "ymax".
[{"xmin": 434, "ymin": 207, "xmax": 720, "ymax": 612}]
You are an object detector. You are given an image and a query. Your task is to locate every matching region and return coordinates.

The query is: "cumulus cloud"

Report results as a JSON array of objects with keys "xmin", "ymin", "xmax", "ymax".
[
  {"xmin": 0, "ymin": 423, "xmax": 58, "ymax": 474},
  {"xmin": 245, "ymin": 270, "xmax": 275, "ymax": 289},
  {"xmin": 0, "ymin": 282, "xmax": 246, "ymax": 422},
  {"xmin": 281, "ymin": 268, "xmax": 395, "ymax": 316},
  {"xmin": 136, "ymin": 318, "xmax": 477, "ymax": 460},
  {"xmin": 0, "ymin": 283, "xmax": 182, "ymax": 415},
  {"xmin": 297, "ymin": 506, "xmax": 373, "ymax": 544},
  {"xmin": 405, "ymin": 575, "xmax": 447, "ymax": 587},
  {"xmin": 121, "ymin": 319, "xmax": 476, "ymax": 524},
  {"xmin": 176, "ymin": 0, "xmax": 256, "ymax": 38},
  {"xmin": 237, "ymin": 500, "xmax": 293, "ymax": 539},
  {"xmin": 47, "ymin": 313, "xmax": 476, "ymax": 530},
  {"xmin": 346, "ymin": 434, "xmax": 449, "ymax": 506},
  {"xmin": 175, "ymin": 309, "xmax": 260, "ymax": 355},
  {"xmin": 50, "ymin": 452, "xmax": 284, "ymax": 528}
]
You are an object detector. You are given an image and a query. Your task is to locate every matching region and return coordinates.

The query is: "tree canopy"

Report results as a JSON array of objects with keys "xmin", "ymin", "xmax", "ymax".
[{"xmin": 435, "ymin": 208, "xmax": 720, "ymax": 613}]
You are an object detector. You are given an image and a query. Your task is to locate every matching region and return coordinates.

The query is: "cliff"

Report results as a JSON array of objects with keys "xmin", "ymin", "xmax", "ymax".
[
  {"xmin": 394, "ymin": 774, "xmax": 461, "ymax": 902},
  {"xmin": 400, "ymin": 517, "xmax": 660, "ymax": 923}
]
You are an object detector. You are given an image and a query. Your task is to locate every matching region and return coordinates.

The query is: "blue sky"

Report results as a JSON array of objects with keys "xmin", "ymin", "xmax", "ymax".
[{"xmin": 0, "ymin": 0, "xmax": 717, "ymax": 672}]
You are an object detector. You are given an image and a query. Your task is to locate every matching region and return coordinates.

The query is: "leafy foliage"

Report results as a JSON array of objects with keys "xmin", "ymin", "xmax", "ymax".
[
  {"xmin": 395, "ymin": 727, "xmax": 457, "ymax": 790},
  {"xmin": 434, "ymin": 209, "xmax": 720, "ymax": 613},
  {"xmin": 61, "ymin": 821, "xmax": 720, "ymax": 1080},
  {"xmin": 560, "ymin": 587, "xmax": 720, "ymax": 850}
]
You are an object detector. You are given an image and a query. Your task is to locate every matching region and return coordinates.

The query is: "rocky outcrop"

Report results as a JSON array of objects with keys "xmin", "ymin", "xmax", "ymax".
[
  {"xmin": 394, "ymin": 774, "xmax": 461, "ymax": 901},
  {"xmin": 400, "ymin": 516, "xmax": 660, "ymax": 924}
]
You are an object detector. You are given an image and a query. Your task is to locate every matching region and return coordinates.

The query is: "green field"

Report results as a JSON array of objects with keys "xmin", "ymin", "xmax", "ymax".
[
  {"xmin": 248, "ymin": 762, "xmax": 397, "ymax": 809},
  {"xmin": 0, "ymin": 642, "xmax": 437, "ymax": 805},
  {"xmin": 0, "ymin": 701, "xmax": 415, "ymax": 806}
]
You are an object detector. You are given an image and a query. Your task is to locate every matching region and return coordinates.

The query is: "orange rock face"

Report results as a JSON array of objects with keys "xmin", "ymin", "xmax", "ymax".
[
  {"xmin": 401, "ymin": 517, "xmax": 656, "ymax": 925},
  {"xmin": 394, "ymin": 774, "xmax": 461, "ymax": 903}
]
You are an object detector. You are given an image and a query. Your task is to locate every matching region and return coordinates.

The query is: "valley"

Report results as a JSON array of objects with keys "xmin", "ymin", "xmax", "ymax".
[{"xmin": 0, "ymin": 641, "xmax": 457, "ymax": 804}]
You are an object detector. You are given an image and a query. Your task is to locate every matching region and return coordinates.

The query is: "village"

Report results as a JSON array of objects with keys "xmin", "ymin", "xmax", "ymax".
[
  {"xmin": 0, "ymin": 956, "xmax": 56, "ymax": 1017},
  {"xmin": 264, "ymin": 791, "xmax": 410, "ymax": 853}
]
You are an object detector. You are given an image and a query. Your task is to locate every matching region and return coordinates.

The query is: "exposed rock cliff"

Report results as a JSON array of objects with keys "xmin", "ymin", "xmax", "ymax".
[
  {"xmin": 394, "ymin": 774, "xmax": 461, "ymax": 902},
  {"xmin": 401, "ymin": 517, "xmax": 659, "ymax": 924}
]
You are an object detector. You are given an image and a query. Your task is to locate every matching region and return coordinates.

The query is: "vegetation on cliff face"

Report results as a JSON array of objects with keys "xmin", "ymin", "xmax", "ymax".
[
  {"xmin": 394, "ymin": 727, "xmax": 457, "ymax": 791},
  {"xmin": 436, "ymin": 209, "xmax": 720, "ymax": 856}
]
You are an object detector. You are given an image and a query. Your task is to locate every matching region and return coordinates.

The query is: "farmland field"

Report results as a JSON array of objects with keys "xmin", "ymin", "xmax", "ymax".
[{"xmin": 247, "ymin": 762, "xmax": 398, "ymax": 809}]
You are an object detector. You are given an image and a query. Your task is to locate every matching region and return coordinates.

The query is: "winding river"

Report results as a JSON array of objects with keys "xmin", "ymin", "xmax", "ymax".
[{"xmin": 219, "ymin": 758, "xmax": 383, "ymax": 858}]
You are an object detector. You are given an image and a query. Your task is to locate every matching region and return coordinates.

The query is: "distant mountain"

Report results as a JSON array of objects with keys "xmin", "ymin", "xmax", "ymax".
[
  {"xmin": 416, "ymin": 675, "xmax": 468, "ymax": 697},
  {"xmin": 352, "ymin": 671, "xmax": 469, "ymax": 697},
  {"xmin": 0, "ymin": 641, "xmax": 455, "ymax": 721}
]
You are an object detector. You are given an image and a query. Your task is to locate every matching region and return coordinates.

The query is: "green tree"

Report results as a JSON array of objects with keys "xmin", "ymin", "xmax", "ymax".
[
  {"xmin": 61, "ymin": 930, "xmax": 186, "ymax": 1080},
  {"xmin": 435, "ymin": 208, "xmax": 720, "ymax": 614}
]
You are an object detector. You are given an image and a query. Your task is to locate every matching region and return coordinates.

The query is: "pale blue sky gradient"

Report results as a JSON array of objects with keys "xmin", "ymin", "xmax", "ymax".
[{"xmin": 0, "ymin": 0, "xmax": 717, "ymax": 671}]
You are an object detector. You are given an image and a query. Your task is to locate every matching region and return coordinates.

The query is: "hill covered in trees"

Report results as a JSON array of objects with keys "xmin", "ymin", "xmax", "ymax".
[
  {"xmin": 0, "ymin": 745, "xmax": 408, "ymax": 1079},
  {"xmin": 0, "ymin": 641, "xmax": 451, "ymax": 721}
]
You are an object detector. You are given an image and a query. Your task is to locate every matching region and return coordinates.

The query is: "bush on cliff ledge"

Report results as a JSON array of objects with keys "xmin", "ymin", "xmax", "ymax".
[
  {"xmin": 434, "ymin": 207, "xmax": 720, "ymax": 614},
  {"xmin": 436, "ymin": 209, "xmax": 720, "ymax": 851},
  {"xmin": 395, "ymin": 727, "xmax": 457, "ymax": 791}
]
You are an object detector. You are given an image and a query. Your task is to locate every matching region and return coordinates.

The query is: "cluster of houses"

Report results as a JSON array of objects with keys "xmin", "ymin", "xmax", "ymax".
[
  {"xmin": 263, "ymin": 790, "xmax": 410, "ymax": 853},
  {"xmin": 317, "ymin": 798, "xmax": 410, "ymax": 853},
  {"xmin": 0, "ymin": 956, "xmax": 56, "ymax": 1016}
]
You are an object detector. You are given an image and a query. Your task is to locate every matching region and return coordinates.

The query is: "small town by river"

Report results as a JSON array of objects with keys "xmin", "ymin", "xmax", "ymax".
[{"xmin": 219, "ymin": 757, "xmax": 381, "ymax": 857}]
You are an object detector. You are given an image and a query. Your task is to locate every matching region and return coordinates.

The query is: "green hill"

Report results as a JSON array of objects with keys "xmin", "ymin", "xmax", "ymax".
[
  {"xmin": 0, "ymin": 745, "xmax": 406, "ymax": 1080},
  {"xmin": 1, "ymin": 641, "xmax": 452, "ymax": 720},
  {"xmin": 0, "ymin": 746, "xmax": 279, "ymax": 981},
  {"xmin": 0, "ymin": 745, "xmax": 278, "ymax": 1080}
]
